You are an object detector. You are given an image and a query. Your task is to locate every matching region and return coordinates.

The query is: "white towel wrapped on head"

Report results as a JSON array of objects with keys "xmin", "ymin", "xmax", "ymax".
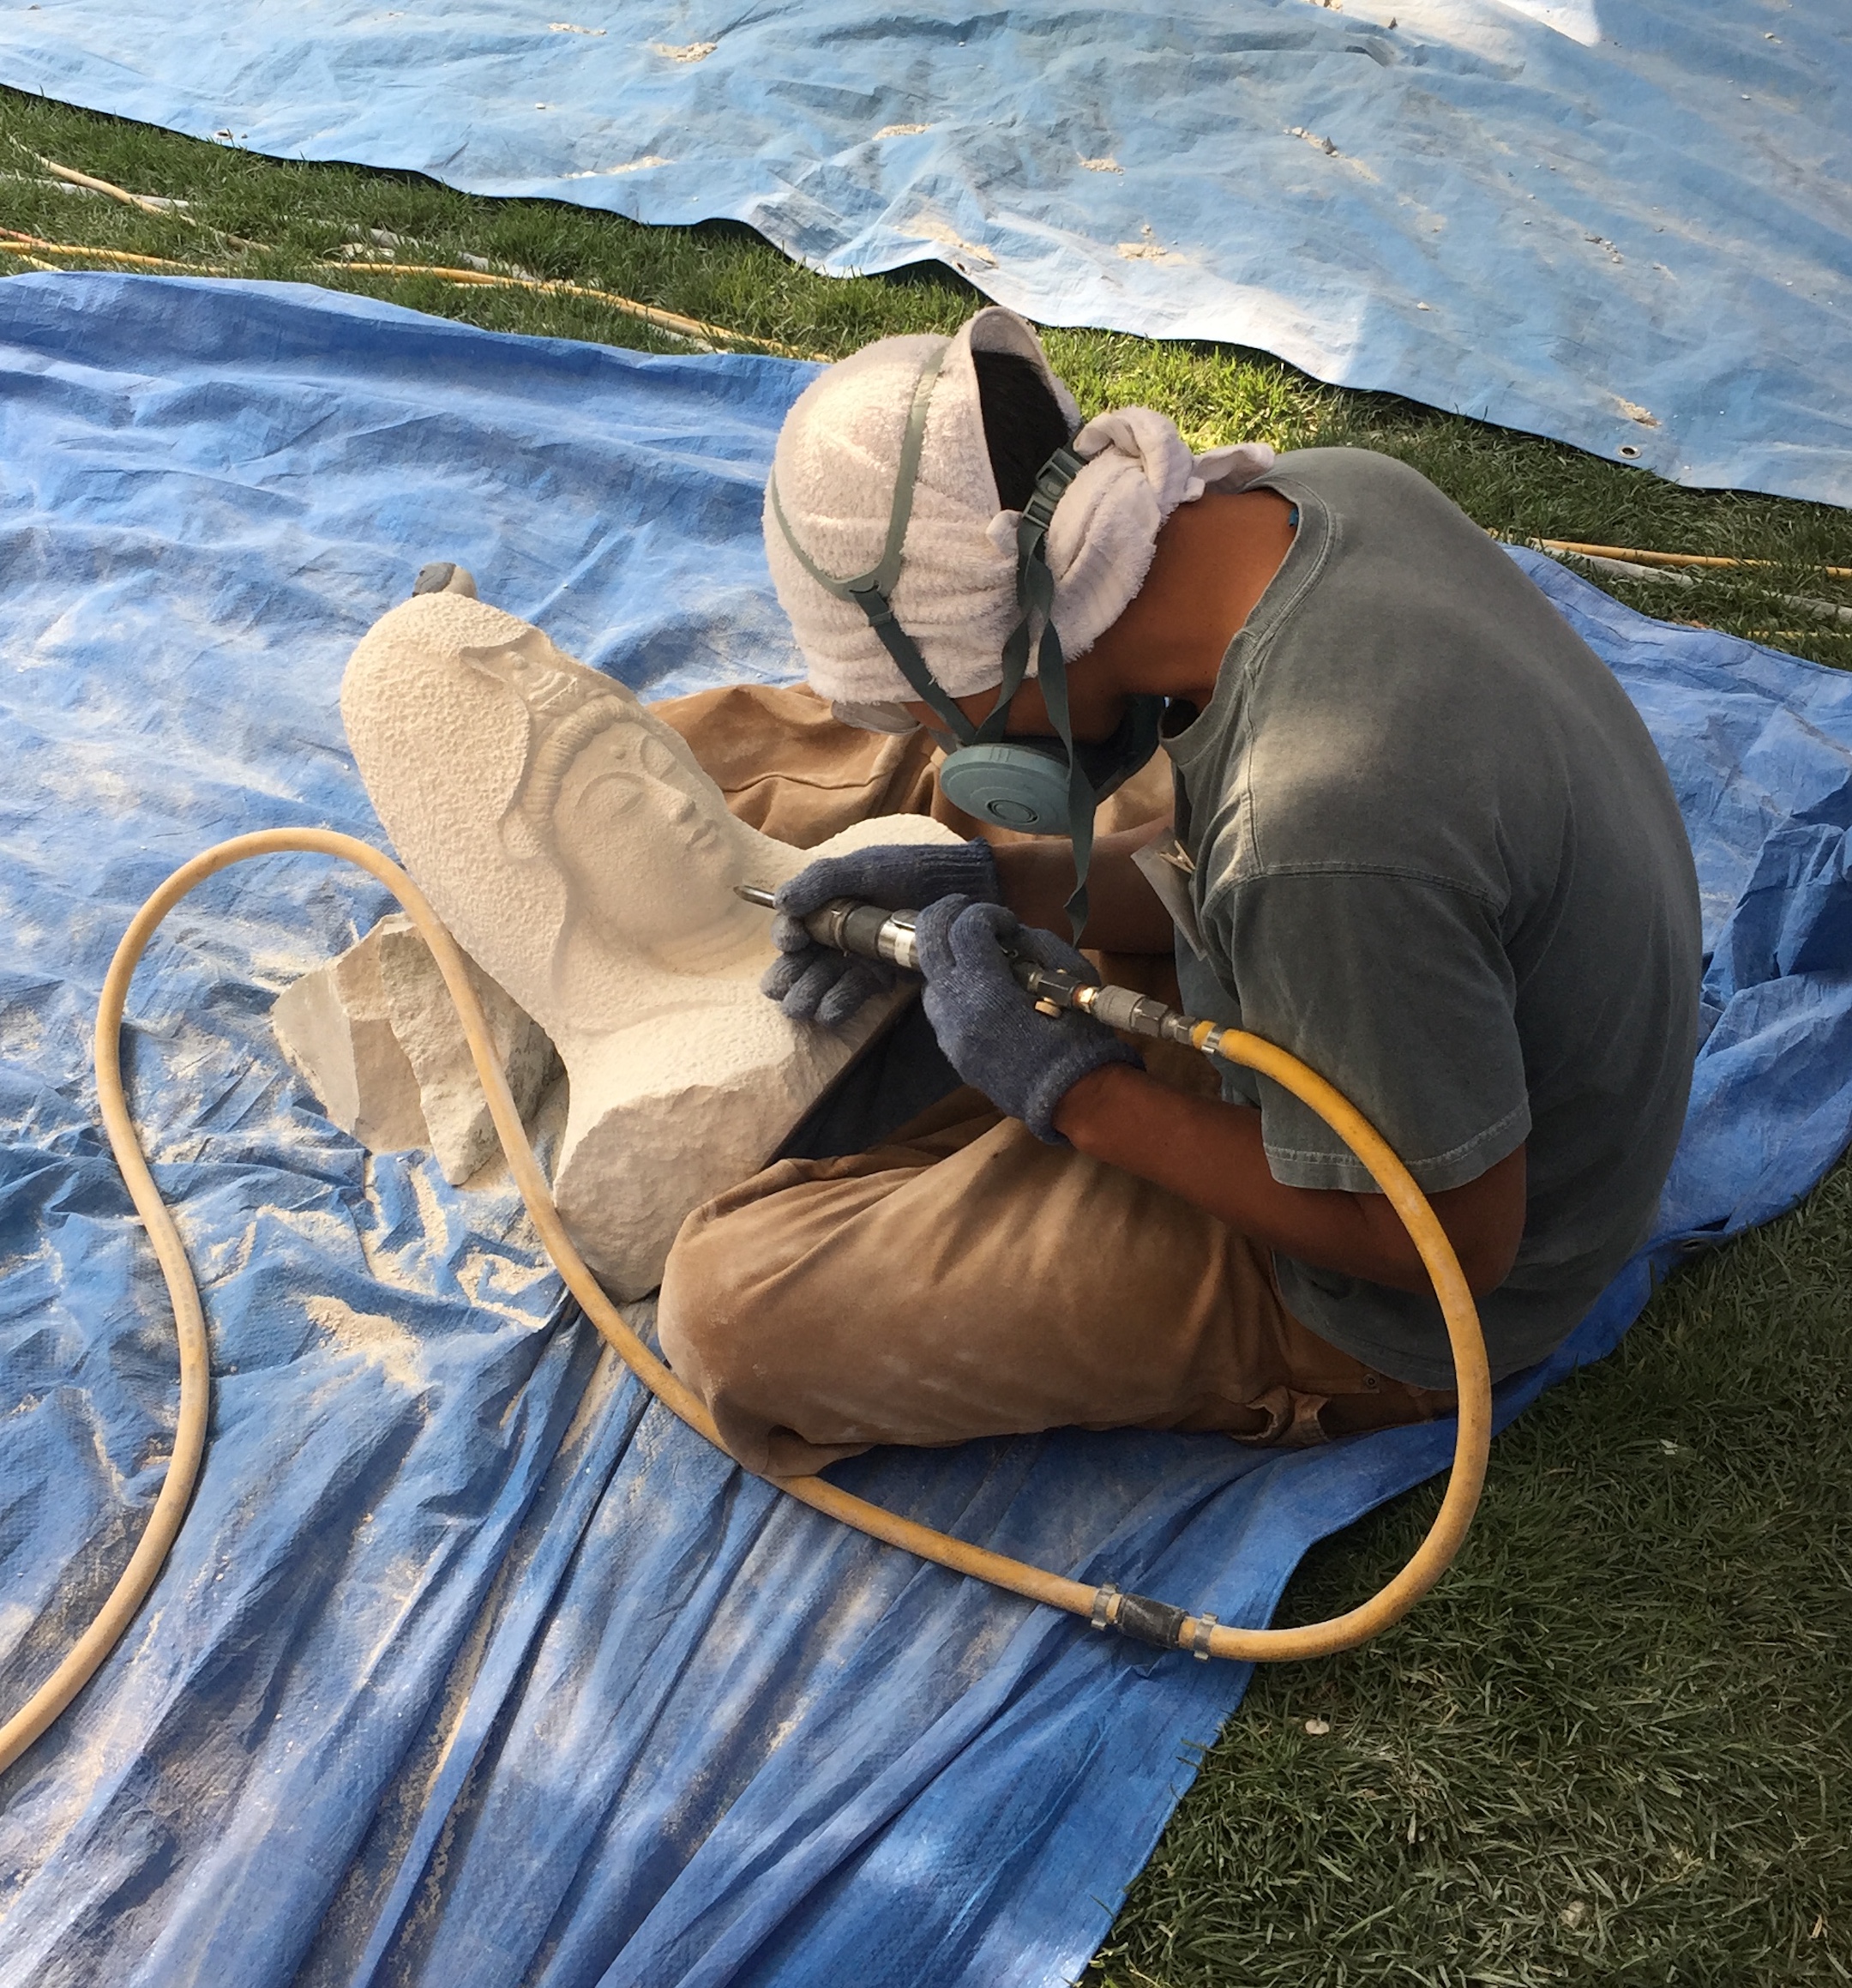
[{"xmin": 763, "ymin": 306, "xmax": 1274, "ymax": 708}]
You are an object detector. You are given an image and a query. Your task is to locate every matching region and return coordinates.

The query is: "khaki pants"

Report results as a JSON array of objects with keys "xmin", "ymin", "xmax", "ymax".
[{"xmin": 652, "ymin": 683, "xmax": 1456, "ymax": 1478}]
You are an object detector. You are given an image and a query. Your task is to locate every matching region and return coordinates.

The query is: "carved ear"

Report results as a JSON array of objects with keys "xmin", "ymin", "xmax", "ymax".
[{"xmin": 497, "ymin": 804, "xmax": 548, "ymax": 864}]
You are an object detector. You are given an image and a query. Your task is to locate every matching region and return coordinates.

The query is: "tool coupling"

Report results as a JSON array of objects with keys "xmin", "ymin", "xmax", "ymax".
[{"xmin": 735, "ymin": 883, "xmax": 1210, "ymax": 1049}]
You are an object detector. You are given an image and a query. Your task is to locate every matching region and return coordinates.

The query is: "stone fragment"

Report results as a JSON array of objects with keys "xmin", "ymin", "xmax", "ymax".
[
  {"xmin": 274, "ymin": 914, "xmax": 561, "ymax": 1185},
  {"xmin": 375, "ymin": 915, "xmax": 561, "ymax": 1184},
  {"xmin": 273, "ymin": 919, "xmax": 427, "ymax": 1157}
]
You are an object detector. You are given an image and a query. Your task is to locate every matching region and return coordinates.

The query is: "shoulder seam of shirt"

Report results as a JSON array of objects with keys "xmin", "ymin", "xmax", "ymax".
[
  {"xmin": 1263, "ymin": 1098, "xmax": 1531, "ymax": 1175},
  {"xmin": 1205, "ymin": 860, "xmax": 1506, "ymax": 916}
]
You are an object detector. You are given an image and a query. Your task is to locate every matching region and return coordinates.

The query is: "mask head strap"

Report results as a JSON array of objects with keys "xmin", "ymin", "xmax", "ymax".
[
  {"xmin": 1004, "ymin": 445, "xmax": 1095, "ymax": 935},
  {"xmin": 767, "ymin": 341, "xmax": 976, "ymax": 743}
]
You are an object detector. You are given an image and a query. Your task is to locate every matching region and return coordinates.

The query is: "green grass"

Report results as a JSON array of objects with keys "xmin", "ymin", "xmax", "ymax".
[
  {"xmin": 1090, "ymin": 1168, "xmax": 1852, "ymax": 1986},
  {"xmin": 3, "ymin": 83, "xmax": 1850, "ymax": 1988}
]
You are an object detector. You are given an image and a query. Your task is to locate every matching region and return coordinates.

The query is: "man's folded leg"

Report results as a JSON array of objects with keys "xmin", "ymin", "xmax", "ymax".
[{"xmin": 658, "ymin": 1095, "xmax": 1454, "ymax": 1478}]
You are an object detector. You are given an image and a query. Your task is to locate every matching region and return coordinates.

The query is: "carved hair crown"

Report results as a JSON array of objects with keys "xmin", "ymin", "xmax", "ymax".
[{"xmin": 458, "ymin": 630, "xmax": 642, "ymax": 861}]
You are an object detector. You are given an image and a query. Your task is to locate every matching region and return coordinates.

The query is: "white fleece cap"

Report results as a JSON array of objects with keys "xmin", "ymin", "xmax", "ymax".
[{"xmin": 764, "ymin": 305, "xmax": 1276, "ymax": 707}]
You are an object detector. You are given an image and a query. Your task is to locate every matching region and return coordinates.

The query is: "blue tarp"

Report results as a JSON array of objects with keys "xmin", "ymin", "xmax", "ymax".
[
  {"xmin": 1, "ymin": 273, "xmax": 1849, "ymax": 1988},
  {"xmin": 3, "ymin": 2, "xmax": 1849, "ymax": 507}
]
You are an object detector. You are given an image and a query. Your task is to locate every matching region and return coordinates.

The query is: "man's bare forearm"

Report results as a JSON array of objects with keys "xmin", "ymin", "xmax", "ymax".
[
  {"xmin": 990, "ymin": 817, "xmax": 1177, "ymax": 953},
  {"xmin": 1052, "ymin": 1063, "xmax": 1525, "ymax": 1298}
]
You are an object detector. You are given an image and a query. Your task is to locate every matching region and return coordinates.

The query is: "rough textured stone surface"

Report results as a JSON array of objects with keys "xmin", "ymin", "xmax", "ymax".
[
  {"xmin": 274, "ymin": 914, "xmax": 562, "ymax": 1185},
  {"xmin": 339, "ymin": 590, "xmax": 959, "ymax": 1297},
  {"xmin": 374, "ymin": 918, "xmax": 562, "ymax": 1184},
  {"xmin": 273, "ymin": 919, "xmax": 427, "ymax": 1158}
]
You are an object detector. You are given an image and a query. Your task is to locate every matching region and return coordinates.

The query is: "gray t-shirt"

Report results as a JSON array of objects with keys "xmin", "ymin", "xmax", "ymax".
[{"xmin": 1165, "ymin": 448, "xmax": 1701, "ymax": 1388}]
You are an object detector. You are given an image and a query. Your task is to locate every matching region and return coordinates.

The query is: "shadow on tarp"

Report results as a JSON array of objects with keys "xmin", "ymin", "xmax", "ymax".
[{"xmin": 0, "ymin": 275, "xmax": 1848, "ymax": 1988}]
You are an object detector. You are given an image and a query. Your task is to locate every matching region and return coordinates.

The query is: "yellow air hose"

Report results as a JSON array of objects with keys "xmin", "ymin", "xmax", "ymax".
[{"xmin": 0, "ymin": 827, "xmax": 1494, "ymax": 1774}]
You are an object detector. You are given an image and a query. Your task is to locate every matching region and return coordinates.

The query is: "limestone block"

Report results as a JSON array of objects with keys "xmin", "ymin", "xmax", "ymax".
[
  {"xmin": 273, "ymin": 919, "xmax": 428, "ymax": 1158},
  {"xmin": 339, "ymin": 589, "xmax": 964, "ymax": 1298},
  {"xmin": 274, "ymin": 914, "xmax": 561, "ymax": 1185},
  {"xmin": 375, "ymin": 916, "xmax": 561, "ymax": 1184}
]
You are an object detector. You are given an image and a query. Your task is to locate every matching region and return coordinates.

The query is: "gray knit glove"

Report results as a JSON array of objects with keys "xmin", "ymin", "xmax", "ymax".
[
  {"xmin": 761, "ymin": 838, "xmax": 1001, "ymax": 1029},
  {"xmin": 914, "ymin": 895, "xmax": 1142, "ymax": 1143}
]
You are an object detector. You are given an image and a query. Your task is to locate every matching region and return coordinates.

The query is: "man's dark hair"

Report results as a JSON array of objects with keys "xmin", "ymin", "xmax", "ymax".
[{"xmin": 973, "ymin": 349, "xmax": 1074, "ymax": 513}]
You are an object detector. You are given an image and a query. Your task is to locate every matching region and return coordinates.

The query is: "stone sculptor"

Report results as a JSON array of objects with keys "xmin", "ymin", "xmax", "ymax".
[
  {"xmin": 648, "ymin": 304, "xmax": 1702, "ymax": 1477},
  {"xmin": 339, "ymin": 588, "xmax": 959, "ymax": 1298}
]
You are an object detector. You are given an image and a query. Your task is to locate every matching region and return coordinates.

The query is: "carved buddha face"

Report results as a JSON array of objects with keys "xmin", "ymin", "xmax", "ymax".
[
  {"xmin": 461, "ymin": 629, "xmax": 762, "ymax": 980},
  {"xmin": 550, "ymin": 714, "xmax": 754, "ymax": 971}
]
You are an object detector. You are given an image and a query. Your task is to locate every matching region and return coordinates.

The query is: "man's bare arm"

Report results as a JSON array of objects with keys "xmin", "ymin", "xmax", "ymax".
[
  {"xmin": 1054, "ymin": 1063, "xmax": 1527, "ymax": 1298},
  {"xmin": 989, "ymin": 818, "xmax": 1178, "ymax": 953}
]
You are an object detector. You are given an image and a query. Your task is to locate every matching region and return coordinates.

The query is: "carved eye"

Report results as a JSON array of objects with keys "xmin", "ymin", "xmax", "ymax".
[{"xmin": 586, "ymin": 772, "xmax": 646, "ymax": 818}]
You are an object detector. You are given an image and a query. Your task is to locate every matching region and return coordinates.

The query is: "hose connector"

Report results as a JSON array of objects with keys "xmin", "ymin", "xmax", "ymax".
[{"xmin": 1086, "ymin": 1583, "xmax": 1194, "ymax": 1653}]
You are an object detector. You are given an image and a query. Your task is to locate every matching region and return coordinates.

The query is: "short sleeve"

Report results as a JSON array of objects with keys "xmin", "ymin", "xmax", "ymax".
[{"xmin": 1201, "ymin": 869, "xmax": 1530, "ymax": 1194}]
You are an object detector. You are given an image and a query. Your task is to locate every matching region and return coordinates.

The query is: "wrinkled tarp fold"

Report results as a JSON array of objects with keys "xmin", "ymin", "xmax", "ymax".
[
  {"xmin": 1, "ymin": 1, "xmax": 1849, "ymax": 503},
  {"xmin": 0, "ymin": 275, "xmax": 1849, "ymax": 1988}
]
